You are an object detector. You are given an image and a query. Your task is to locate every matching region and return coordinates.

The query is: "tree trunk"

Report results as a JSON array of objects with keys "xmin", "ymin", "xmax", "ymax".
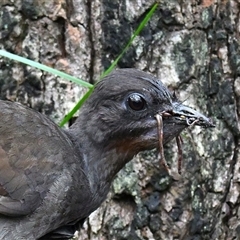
[{"xmin": 0, "ymin": 0, "xmax": 239, "ymax": 239}]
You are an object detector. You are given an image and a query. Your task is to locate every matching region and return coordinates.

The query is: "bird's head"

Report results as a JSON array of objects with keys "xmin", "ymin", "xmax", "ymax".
[{"xmin": 73, "ymin": 69, "xmax": 214, "ymax": 157}]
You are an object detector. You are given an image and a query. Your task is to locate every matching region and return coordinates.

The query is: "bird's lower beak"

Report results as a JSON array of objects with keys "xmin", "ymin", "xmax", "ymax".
[{"xmin": 171, "ymin": 102, "xmax": 215, "ymax": 128}]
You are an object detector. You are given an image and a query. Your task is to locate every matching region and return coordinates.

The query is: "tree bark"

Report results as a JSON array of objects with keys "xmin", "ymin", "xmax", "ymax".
[{"xmin": 0, "ymin": 0, "xmax": 239, "ymax": 239}]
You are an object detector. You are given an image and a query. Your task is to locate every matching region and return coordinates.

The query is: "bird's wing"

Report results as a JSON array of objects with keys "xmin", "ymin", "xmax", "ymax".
[
  {"xmin": 39, "ymin": 218, "xmax": 87, "ymax": 239},
  {"xmin": 0, "ymin": 100, "xmax": 76, "ymax": 217}
]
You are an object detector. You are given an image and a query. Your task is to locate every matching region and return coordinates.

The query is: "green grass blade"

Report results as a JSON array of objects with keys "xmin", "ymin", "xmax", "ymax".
[
  {"xmin": 60, "ymin": 3, "xmax": 158, "ymax": 125},
  {"xmin": 59, "ymin": 88, "xmax": 94, "ymax": 127},
  {"xmin": 0, "ymin": 50, "xmax": 93, "ymax": 89},
  {"xmin": 100, "ymin": 3, "xmax": 158, "ymax": 79}
]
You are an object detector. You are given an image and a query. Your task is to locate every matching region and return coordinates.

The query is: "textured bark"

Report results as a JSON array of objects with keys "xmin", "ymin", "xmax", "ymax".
[{"xmin": 0, "ymin": 0, "xmax": 240, "ymax": 240}]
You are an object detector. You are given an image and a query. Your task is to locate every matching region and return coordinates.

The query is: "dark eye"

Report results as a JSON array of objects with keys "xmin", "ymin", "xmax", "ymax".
[{"xmin": 127, "ymin": 93, "xmax": 146, "ymax": 111}]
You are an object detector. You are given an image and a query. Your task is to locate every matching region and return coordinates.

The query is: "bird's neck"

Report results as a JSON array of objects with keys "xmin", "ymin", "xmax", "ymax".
[{"xmin": 67, "ymin": 122, "xmax": 134, "ymax": 197}]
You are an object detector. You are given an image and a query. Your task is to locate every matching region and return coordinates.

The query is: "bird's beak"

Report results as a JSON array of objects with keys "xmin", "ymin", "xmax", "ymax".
[
  {"xmin": 171, "ymin": 102, "xmax": 215, "ymax": 128},
  {"xmin": 156, "ymin": 102, "xmax": 215, "ymax": 174},
  {"xmin": 158, "ymin": 102, "xmax": 215, "ymax": 145}
]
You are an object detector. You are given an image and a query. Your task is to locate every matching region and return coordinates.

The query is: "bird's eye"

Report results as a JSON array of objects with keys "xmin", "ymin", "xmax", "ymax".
[{"xmin": 127, "ymin": 93, "xmax": 146, "ymax": 111}]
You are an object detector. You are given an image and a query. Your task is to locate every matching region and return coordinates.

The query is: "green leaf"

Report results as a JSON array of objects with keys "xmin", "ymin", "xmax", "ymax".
[
  {"xmin": 100, "ymin": 3, "xmax": 158, "ymax": 79},
  {"xmin": 60, "ymin": 3, "xmax": 158, "ymax": 125},
  {"xmin": 0, "ymin": 50, "xmax": 93, "ymax": 89},
  {"xmin": 59, "ymin": 88, "xmax": 94, "ymax": 127}
]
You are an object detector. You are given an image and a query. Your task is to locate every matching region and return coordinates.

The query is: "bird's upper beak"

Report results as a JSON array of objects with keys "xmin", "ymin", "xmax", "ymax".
[{"xmin": 171, "ymin": 102, "xmax": 215, "ymax": 128}]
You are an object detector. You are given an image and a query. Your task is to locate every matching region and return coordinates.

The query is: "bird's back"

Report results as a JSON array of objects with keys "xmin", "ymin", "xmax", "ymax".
[{"xmin": 0, "ymin": 100, "xmax": 92, "ymax": 239}]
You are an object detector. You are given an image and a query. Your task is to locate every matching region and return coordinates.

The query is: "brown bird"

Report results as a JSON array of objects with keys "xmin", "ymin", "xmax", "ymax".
[{"xmin": 0, "ymin": 69, "xmax": 214, "ymax": 239}]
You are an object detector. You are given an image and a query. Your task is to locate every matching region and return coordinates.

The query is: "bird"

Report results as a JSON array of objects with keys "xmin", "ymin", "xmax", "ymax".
[{"xmin": 0, "ymin": 68, "xmax": 214, "ymax": 239}]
